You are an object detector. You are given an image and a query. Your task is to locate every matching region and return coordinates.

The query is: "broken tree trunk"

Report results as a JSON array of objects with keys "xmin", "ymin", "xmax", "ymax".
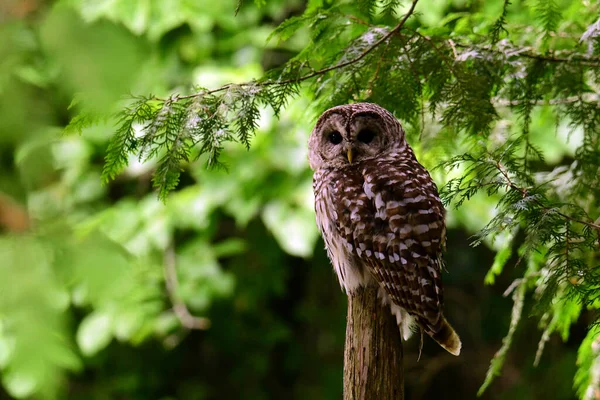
[{"xmin": 343, "ymin": 286, "xmax": 404, "ymax": 400}]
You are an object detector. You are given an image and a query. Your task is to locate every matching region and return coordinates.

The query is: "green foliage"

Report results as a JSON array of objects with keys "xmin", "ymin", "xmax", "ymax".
[
  {"xmin": 3, "ymin": 0, "xmax": 600, "ymax": 398},
  {"xmin": 484, "ymin": 243, "xmax": 512, "ymax": 285},
  {"xmin": 101, "ymin": 80, "xmax": 305, "ymax": 201},
  {"xmin": 534, "ymin": 0, "xmax": 561, "ymax": 38},
  {"xmin": 440, "ymin": 133, "xmax": 599, "ymax": 393},
  {"xmin": 0, "ymin": 229, "xmax": 165, "ymax": 399},
  {"xmin": 490, "ymin": 0, "xmax": 511, "ymax": 45},
  {"xmin": 91, "ymin": 0, "xmax": 600, "ymax": 202},
  {"xmin": 574, "ymin": 325, "xmax": 600, "ymax": 399},
  {"xmin": 69, "ymin": 0, "xmax": 600, "ymax": 397}
]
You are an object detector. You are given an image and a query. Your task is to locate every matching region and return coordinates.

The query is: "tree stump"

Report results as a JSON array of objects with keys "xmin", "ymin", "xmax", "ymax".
[{"xmin": 344, "ymin": 286, "xmax": 404, "ymax": 400}]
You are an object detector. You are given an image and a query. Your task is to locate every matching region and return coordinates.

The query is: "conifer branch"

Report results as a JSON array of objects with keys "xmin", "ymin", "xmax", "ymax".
[
  {"xmin": 492, "ymin": 95, "xmax": 600, "ymax": 106},
  {"xmin": 160, "ymin": 0, "xmax": 420, "ymax": 103},
  {"xmin": 491, "ymin": 0, "xmax": 511, "ymax": 44},
  {"xmin": 518, "ymin": 52, "xmax": 600, "ymax": 67},
  {"xmin": 367, "ymin": 36, "xmax": 393, "ymax": 94},
  {"xmin": 496, "ymin": 161, "xmax": 600, "ymax": 231},
  {"xmin": 453, "ymin": 42, "xmax": 600, "ymax": 67}
]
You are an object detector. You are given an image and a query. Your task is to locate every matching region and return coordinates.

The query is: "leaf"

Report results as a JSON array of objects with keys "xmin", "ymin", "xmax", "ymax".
[
  {"xmin": 76, "ymin": 311, "xmax": 113, "ymax": 356},
  {"xmin": 113, "ymin": 309, "xmax": 145, "ymax": 341},
  {"xmin": 534, "ymin": 294, "xmax": 582, "ymax": 366},
  {"xmin": 574, "ymin": 325, "xmax": 600, "ymax": 400},
  {"xmin": 72, "ymin": 0, "xmax": 209, "ymax": 41},
  {"xmin": 101, "ymin": 99, "xmax": 145, "ymax": 182},
  {"xmin": 212, "ymin": 239, "xmax": 247, "ymax": 258},
  {"xmin": 262, "ymin": 200, "xmax": 320, "ymax": 258},
  {"xmin": 485, "ymin": 244, "xmax": 512, "ymax": 285},
  {"xmin": 1, "ymin": 372, "xmax": 37, "ymax": 399},
  {"xmin": 0, "ymin": 334, "xmax": 13, "ymax": 369}
]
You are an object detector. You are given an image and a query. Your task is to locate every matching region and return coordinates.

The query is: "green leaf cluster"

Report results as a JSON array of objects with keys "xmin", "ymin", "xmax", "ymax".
[
  {"xmin": 80, "ymin": 0, "xmax": 600, "ymax": 396},
  {"xmin": 3, "ymin": 0, "xmax": 600, "ymax": 398}
]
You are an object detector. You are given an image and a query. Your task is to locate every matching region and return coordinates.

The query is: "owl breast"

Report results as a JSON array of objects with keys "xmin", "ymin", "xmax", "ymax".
[{"xmin": 313, "ymin": 168, "xmax": 373, "ymax": 293}]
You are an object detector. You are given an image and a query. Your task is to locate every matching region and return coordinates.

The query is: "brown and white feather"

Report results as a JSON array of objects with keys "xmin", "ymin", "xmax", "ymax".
[{"xmin": 309, "ymin": 103, "xmax": 461, "ymax": 356}]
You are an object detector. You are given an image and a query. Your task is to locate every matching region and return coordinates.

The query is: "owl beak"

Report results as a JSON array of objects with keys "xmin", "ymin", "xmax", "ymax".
[{"xmin": 347, "ymin": 148, "xmax": 354, "ymax": 164}]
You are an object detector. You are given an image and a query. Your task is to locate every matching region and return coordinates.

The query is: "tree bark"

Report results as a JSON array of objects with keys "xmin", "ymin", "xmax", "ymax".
[{"xmin": 344, "ymin": 286, "xmax": 404, "ymax": 400}]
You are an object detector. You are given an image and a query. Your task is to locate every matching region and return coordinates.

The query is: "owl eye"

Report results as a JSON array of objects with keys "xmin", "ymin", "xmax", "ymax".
[
  {"xmin": 328, "ymin": 131, "xmax": 343, "ymax": 145},
  {"xmin": 357, "ymin": 129, "xmax": 375, "ymax": 144}
]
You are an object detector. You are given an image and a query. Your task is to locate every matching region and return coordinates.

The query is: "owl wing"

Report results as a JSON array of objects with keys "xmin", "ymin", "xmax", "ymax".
[{"xmin": 329, "ymin": 161, "xmax": 447, "ymax": 335}]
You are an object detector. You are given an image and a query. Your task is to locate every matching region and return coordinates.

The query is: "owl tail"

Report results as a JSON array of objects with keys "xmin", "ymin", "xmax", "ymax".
[{"xmin": 431, "ymin": 316, "xmax": 461, "ymax": 356}]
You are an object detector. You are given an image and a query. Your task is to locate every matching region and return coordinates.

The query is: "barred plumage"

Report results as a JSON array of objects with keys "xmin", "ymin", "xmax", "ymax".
[{"xmin": 309, "ymin": 103, "xmax": 461, "ymax": 356}]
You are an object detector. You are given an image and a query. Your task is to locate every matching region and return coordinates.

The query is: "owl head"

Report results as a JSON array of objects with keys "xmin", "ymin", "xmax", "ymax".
[{"xmin": 308, "ymin": 103, "xmax": 406, "ymax": 170}]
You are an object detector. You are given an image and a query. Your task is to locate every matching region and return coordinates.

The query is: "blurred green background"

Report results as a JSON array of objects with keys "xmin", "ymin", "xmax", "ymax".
[{"xmin": 0, "ymin": 0, "xmax": 590, "ymax": 399}]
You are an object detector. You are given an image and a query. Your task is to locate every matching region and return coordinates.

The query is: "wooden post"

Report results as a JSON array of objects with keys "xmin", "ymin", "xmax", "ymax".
[{"xmin": 343, "ymin": 286, "xmax": 404, "ymax": 400}]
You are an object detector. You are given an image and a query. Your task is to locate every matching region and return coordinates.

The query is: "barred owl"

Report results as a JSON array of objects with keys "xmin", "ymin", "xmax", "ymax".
[{"xmin": 308, "ymin": 103, "xmax": 461, "ymax": 356}]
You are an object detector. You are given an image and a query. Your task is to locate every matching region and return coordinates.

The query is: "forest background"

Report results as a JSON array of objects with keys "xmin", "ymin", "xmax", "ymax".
[{"xmin": 1, "ymin": 0, "xmax": 600, "ymax": 399}]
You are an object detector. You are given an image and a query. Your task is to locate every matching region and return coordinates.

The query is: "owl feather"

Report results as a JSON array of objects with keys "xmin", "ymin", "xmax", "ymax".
[{"xmin": 309, "ymin": 103, "xmax": 461, "ymax": 356}]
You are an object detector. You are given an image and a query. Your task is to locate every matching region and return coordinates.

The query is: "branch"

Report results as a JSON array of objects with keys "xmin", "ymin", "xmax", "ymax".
[
  {"xmin": 496, "ymin": 161, "xmax": 600, "ymax": 231},
  {"xmin": 516, "ymin": 50, "xmax": 600, "ymax": 67},
  {"xmin": 169, "ymin": 0, "xmax": 420, "ymax": 101},
  {"xmin": 453, "ymin": 42, "xmax": 600, "ymax": 67},
  {"xmin": 397, "ymin": 35, "xmax": 426, "ymax": 132},
  {"xmin": 406, "ymin": 28, "xmax": 456, "ymax": 70},
  {"xmin": 409, "ymin": 33, "xmax": 600, "ymax": 67},
  {"xmin": 366, "ymin": 35, "xmax": 393, "ymax": 94},
  {"xmin": 164, "ymin": 242, "xmax": 211, "ymax": 330},
  {"xmin": 492, "ymin": 94, "xmax": 600, "ymax": 106}
]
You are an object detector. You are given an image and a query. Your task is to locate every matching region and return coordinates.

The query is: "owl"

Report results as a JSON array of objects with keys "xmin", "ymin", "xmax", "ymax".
[{"xmin": 308, "ymin": 103, "xmax": 461, "ymax": 356}]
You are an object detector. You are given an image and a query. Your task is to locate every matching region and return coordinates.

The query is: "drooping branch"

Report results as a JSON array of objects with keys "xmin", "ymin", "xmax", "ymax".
[
  {"xmin": 159, "ymin": 0, "xmax": 420, "ymax": 102},
  {"xmin": 492, "ymin": 94, "xmax": 600, "ymax": 106},
  {"xmin": 451, "ymin": 41, "xmax": 600, "ymax": 67},
  {"xmin": 190, "ymin": 3, "xmax": 600, "ymax": 107},
  {"xmin": 495, "ymin": 161, "xmax": 600, "ymax": 231}
]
